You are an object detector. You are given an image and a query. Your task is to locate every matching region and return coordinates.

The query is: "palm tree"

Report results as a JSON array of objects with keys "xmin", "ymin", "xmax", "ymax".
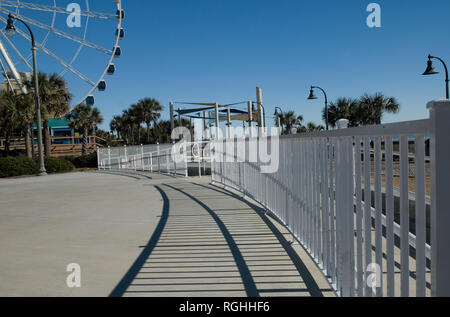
[
  {"xmin": 323, "ymin": 97, "xmax": 360, "ymax": 128},
  {"xmin": 0, "ymin": 90, "xmax": 35, "ymax": 157},
  {"xmin": 279, "ymin": 111, "xmax": 303, "ymax": 135},
  {"xmin": 27, "ymin": 73, "xmax": 72, "ymax": 156},
  {"xmin": 136, "ymin": 98, "xmax": 163, "ymax": 143},
  {"xmin": 16, "ymin": 93, "xmax": 35, "ymax": 158},
  {"xmin": 66, "ymin": 103, "xmax": 103, "ymax": 156},
  {"xmin": 0, "ymin": 90, "xmax": 21, "ymax": 156},
  {"xmin": 122, "ymin": 108, "xmax": 137, "ymax": 145},
  {"xmin": 359, "ymin": 93, "xmax": 400, "ymax": 125},
  {"xmin": 110, "ymin": 115, "xmax": 123, "ymax": 139},
  {"xmin": 305, "ymin": 122, "xmax": 325, "ymax": 132}
]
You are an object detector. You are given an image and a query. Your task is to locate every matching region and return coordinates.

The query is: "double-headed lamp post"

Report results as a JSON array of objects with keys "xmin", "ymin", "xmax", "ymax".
[
  {"xmin": 6, "ymin": 14, "xmax": 46, "ymax": 175},
  {"xmin": 423, "ymin": 54, "xmax": 449, "ymax": 99},
  {"xmin": 308, "ymin": 86, "xmax": 329, "ymax": 131}
]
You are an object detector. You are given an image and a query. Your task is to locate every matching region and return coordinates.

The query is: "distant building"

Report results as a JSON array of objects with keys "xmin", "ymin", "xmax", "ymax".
[
  {"xmin": 32, "ymin": 119, "xmax": 76, "ymax": 144},
  {"xmin": 1, "ymin": 72, "xmax": 31, "ymax": 93}
]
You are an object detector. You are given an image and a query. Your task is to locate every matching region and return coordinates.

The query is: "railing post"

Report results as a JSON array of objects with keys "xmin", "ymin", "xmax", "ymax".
[
  {"xmin": 108, "ymin": 146, "xmax": 111, "ymax": 170},
  {"xmin": 141, "ymin": 144, "xmax": 144, "ymax": 171},
  {"xmin": 184, "ymin": 140, "xmax": 188, "ymax": 177},
  {"xmin": 157, "ymin": 143, "xmax": 161, "ymax": 174},
  {"xmin": 96, "ymin": 148, "xmax": 100, "ymax": 170},
  {"xmin": 428, "ymin": 99, "xmax": 450, "ymax": 297},
  {"xmin": 124, "ymin": 145, "xmax": 127, "ymax": 170}
]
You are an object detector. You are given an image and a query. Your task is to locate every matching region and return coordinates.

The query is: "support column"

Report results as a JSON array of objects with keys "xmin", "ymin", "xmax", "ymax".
[
  {"xmin": 226, "ymin": 107, "xmax": 231, "ymax": 139},
  {"xmin": 203, "ymin": 111, "xmax": 208, "ymax": 140},
  {"xmin": 247, "ymin": 101, "xmax": 253, "ymax": 138},
  {"xmin": 256, "ymin": 87, "xmax": 264, "ymax": 136},
  {"xmin": 170, "ymin": 102, "xmax": 175, "ymax": 141},
  {"xmin": 177, "ymin": 108, "xmax": 183, "ymax": 141},
  {"xmin": 190, "ymin": 117, "xmax": 194, "ymax": 143},
  {"xmin": 215, "ymin": 103, "xmax": 220, "ymax": 140}
]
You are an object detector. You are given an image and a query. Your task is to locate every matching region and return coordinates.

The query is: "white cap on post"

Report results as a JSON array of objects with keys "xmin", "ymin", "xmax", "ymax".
[{"xmin": 336, "ymin": 119, "xmax": 349, "ymax": 129}]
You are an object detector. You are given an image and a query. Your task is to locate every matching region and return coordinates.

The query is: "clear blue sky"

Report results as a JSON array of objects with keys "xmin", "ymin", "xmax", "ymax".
[{"xmin": 58, "ymin": 0, "xmax": 450, "ymax": 130}]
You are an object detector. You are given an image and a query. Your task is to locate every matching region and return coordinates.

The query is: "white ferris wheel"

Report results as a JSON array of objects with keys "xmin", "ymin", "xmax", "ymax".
[{"xmin": 0, "ymin": 0, "xmax": 124, "ymax": 107}]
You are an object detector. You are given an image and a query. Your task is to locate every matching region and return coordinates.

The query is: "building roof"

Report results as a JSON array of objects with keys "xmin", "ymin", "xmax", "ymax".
[{"xmin": 33, "ymin": 118, "xmax": 70, "ymax": 129}]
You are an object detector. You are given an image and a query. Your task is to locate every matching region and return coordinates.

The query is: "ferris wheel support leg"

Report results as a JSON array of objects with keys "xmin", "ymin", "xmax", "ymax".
[{"xmin": 0, "ymin": 38, "xmax": 27, "ymax": 94}]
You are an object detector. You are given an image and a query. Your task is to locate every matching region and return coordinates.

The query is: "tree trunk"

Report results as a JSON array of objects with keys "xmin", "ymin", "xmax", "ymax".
[
  {"xmin": 4, "ymin": 132, "xmax": 10, "ymax": 156},
  {"xmin": 82, "ymin": 127, "xmax": 88, "ymax": 156},
  {"xmin": 24, "ymin": 125, "xmax": 32, "ymax": 158},
  {"xmin": 30, "ymin": 125, "xmax": 35, "ymax": 158},
  {"xmin": 147, "ymin": 122, "xmax": 151, "ymax": 143},
  {"xmin": 138, "ymin": 127, "xmax": 141, "ymax": 145},
  {"xmin": 43, "ymin": 119, "xmax": 51, "ymax": 156}
]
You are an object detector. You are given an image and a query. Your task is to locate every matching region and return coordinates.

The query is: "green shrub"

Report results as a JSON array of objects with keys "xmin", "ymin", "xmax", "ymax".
[
  {"xmin": 0, "ymin": 156, "xmax": 75, "ymax": 178},
  {"xmin": 0, "ymin": 156, "xmax": 38, "ymax": 178},
  {"xmin": 42, "ymin": 157, "xmax": 75, "ymax": 174},
  {"xmin": 61, "ymin": 155, "xmax": 77, "ymax": 165},
  {"xmin": 72, "ymin": 152, "xmax": 98, "ymax": 168},
  {"xmin": 0, "ymin": 149, "xmax": 27, "ymax": 158}
]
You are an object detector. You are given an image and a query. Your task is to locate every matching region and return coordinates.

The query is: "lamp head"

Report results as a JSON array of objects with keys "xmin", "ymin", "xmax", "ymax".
[
  {"xmin": 423, "ymin": 58, "xmax": 439, "ymax": 76},
  {"xmin": 5, "ymin": 14, "xmax": 16, "ymax": 37},
  {"xmin": 307, "ymin": 87, "xmax": 318, "ymax": 100}
]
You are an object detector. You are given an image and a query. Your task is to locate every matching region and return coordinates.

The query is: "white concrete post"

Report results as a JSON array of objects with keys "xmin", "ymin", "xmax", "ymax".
[
  {"xmin": 336, "ymin": 119, "xmax": 349, "ymax": 129},
  {"xmin": 428, "ymin": 99, "xmax": 450, "ymax": 297}
]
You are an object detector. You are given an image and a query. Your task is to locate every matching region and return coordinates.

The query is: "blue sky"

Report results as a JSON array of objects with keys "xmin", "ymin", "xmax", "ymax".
[{"xmin": 9, "ymin": 0, "xmax": 450, "ymax": 131}]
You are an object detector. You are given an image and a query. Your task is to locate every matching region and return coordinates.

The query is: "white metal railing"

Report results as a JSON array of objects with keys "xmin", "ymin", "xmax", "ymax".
[
  {"xmin": 98, "ymin": 141, "xmax": 211, "ymax": 177},
  {"xmin": 210, "ymin": 100, "xmax": 450, "ymax": 297}
]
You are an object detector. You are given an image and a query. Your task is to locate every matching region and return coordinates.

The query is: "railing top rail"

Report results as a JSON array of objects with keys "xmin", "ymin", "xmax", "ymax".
[{"xmin": 228, "ymin": 119, "xmax": 431, "ymax": 141}]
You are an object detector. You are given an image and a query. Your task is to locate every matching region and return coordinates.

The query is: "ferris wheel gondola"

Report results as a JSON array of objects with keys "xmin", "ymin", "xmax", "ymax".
[{"xmin": 0, "ymin": 0, "xmax": 124, "ymax": 107}]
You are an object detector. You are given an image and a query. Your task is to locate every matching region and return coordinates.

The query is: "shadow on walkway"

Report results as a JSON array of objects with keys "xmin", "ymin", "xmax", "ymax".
[{"xmin": 110, "ymin": 181, "xmax": 334, "ymax": 297}]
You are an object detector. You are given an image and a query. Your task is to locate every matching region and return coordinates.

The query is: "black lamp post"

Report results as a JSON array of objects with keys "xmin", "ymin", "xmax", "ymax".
[
  {"xmin": 423, "ymin": 54, "xmax": 449, "ymax": 99},
  {"xmin": 308, "ymin": 86, "xmax": 329, "ymax": 131},
  {"xmin": 6, "ymin": 14, "xmax": 46, "ymax": 176}
]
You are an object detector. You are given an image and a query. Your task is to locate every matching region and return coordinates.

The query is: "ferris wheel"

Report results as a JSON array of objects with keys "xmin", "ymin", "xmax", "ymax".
[{"xmin": 0, "ymin": 0, "xmax": 124, "ymax": 107}]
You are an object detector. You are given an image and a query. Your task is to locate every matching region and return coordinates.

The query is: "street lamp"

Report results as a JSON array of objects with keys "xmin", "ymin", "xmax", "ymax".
[
  {"xmin": 423, "ymin": 54, "xmax": 449, "ymax": 99},
  {"xmin": 308, "ymin": 85, "xmax": 329, "ymax": 131},
  {"xmin": 6, "ymin": 14, "xmax": 46, "ymax": 176},
  {"xmin": 274, "ymin": 107, "xmax": 283, "ymax": 134}
]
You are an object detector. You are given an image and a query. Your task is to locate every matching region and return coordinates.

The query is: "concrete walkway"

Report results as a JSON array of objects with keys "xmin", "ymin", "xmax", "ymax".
[{"xmin": 0, "ymin": 171, "xmax": 334, "ymax": 297}]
